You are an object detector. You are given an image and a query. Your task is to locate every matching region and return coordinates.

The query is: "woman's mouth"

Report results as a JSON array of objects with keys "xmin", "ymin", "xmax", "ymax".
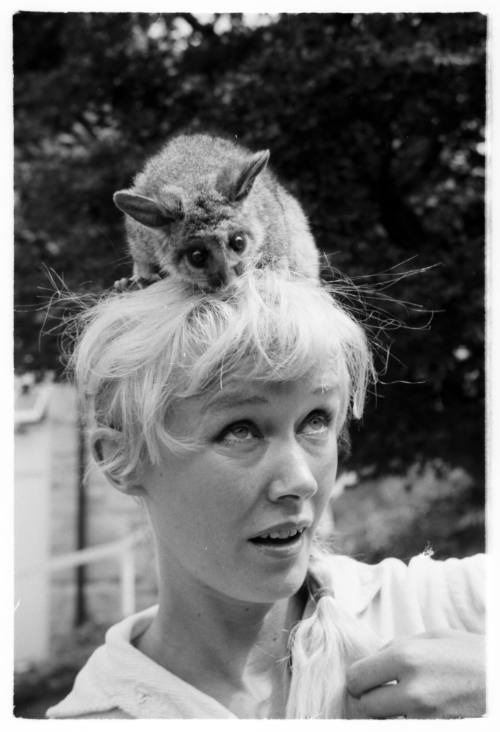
[
  {"xmin": 249, "ymin": 526, "xmax": 306, "ymax": 546},
  {"xmin": 248, "ymin": 524, "xmax": 308, "ymax": 557}
]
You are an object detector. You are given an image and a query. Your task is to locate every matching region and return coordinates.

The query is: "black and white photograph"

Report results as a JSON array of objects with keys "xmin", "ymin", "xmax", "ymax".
[{"xmin": 10, "ymin": 4, "xmax": 492, "ymax": 721}]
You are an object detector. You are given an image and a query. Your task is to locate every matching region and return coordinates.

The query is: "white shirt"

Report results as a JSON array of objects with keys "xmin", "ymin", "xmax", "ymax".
[{"xmin": 46, "ymin": 552, "xmax": 485, "ymax": 719}]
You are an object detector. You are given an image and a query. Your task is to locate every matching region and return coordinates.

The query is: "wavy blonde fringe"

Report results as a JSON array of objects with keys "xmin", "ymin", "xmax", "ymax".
[{"xmin": 71, "ymin": 269, "xmax": 374, "ymax": 486}]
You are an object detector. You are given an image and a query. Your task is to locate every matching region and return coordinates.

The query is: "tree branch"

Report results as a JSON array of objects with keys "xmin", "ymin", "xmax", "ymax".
[{"xmin": 177, "ymin": 13, "xmax": 217, "ymax": 39}]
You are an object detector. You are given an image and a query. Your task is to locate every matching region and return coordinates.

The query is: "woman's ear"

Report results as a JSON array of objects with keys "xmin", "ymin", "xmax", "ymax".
[{"xmin": 90, "ymin": 426, "xmax": 145, "ymax": 497}]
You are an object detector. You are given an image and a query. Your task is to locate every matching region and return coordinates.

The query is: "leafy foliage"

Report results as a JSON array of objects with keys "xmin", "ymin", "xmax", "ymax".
[
  {"xmin": 14, "ymin": 12, "xmax": 486, "ymax": 481},
  {"xmin": 333, "ymin": 461, "xmax": 485, "ymax": 563}
]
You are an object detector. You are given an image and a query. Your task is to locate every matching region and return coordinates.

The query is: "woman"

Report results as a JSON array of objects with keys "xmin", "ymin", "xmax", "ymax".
[{"xmin": 47, "ymin": 270, "xmax": 485, "ymax": 719}]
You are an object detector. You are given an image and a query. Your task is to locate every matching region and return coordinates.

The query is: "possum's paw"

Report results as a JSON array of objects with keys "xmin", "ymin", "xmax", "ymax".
[
  {"xmin": 113, "ymin": 276, "xmax": 137, "ymax": 292},
  {"xmin": 137, "ymin": 273, "xmax": 162, "ymax": 288},
  {"xmin": 113, "ymin": 273, "xmax": 163, "ymax": 292}
]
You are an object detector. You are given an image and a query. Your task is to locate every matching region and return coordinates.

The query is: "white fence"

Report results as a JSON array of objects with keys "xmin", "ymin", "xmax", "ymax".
[
  {"xmin": 15, "ymin": 529, "xmax": 144, "ymax": 667},
  {"xmin": 16, "ymin": 528, "xmax": 144, "ymax": 616},
  {"xmin": 14, "ymin": 379, "xmax": 145, "ymax": 667}
]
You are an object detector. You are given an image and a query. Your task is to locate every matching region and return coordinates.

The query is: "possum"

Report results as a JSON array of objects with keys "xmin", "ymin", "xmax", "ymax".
[{"xmin": 113, "ymin": 133, "xmax": 320, "ymax": 292}]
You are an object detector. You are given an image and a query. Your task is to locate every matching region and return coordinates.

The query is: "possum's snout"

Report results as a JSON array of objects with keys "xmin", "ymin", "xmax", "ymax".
[
  {"xmin": 207, "ymin": 262, "xmax": 244, "ymax": 290},
  {"xmin": 207, "ymin": 273, "xmax": 225, "ymax": 289}
]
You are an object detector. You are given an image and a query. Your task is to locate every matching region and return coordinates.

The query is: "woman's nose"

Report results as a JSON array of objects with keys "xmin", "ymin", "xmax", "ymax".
[{"xmin": 266, "ymin": 442, "xmax": 318, "ymax": 502}]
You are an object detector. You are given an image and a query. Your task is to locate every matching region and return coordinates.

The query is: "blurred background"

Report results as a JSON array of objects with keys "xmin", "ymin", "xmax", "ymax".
[{"xmin": 13, "ymin": 11, "xmax": 486, "ymax": 717}]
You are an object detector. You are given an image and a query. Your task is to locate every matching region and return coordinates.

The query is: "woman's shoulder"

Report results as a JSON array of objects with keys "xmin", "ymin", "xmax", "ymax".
[
  {"xmin": 46, "ymin": 604, "xmax": 237, "ymax": 719},
  {"xmin": 317, "ymin": 550, "xmax": 485, "ymax": 590},
  {"xmin": 315, "ymin": 551, "xmax": 485, "ymax": 633},
  {"xmin": 46, "ymin": 606, "xmax": 159, "ymax": 719},
  {"xmin": 45, "ymin": 643, "xmax": 121, "ymax": 719}
]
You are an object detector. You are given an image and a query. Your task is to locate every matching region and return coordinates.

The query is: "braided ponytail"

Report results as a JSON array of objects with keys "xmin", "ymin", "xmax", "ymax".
[{"xmin": 286, "ymin": 554, "xmax": 382, "ymax": 718}]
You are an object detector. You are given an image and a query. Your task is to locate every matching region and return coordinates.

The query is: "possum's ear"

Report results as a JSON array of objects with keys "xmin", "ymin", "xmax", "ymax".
[
  {"xmin": 113, "ymin": 190, "xmax": 184, "ymax": 228},
  {"xmin": 216, "ymin": 150, "xmax": 270, "ymax": 202}
]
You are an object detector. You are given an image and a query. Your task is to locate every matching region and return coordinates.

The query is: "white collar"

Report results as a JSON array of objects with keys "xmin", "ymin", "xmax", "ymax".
[{"xmin": 48, "ymin": 554, "xmax": 381, "ymax": 718}]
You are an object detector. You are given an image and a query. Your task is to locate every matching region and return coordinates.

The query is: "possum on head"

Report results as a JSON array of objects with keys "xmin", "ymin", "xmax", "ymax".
[{"xmin": 113, "ymin": 134, "xmax": 320, "ymax": 292}]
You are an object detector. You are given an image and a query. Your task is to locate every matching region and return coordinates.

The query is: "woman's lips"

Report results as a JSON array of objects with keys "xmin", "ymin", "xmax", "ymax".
[
  {"xmin": 250, "ymin": 526, "xmax": 305, "ymax": 544},
  {"xmin": 249, "ymin": 519, "xmax": 311, "ymax": 542},
  {"xmin": 248, "ymin": 523, "xmax": 309, "ymax": 557}
]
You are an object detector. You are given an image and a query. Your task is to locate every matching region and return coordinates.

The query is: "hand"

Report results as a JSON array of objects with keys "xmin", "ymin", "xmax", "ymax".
[{"xmin": 345, "ymin": 630, "xmax": 485, "ymax": 719}]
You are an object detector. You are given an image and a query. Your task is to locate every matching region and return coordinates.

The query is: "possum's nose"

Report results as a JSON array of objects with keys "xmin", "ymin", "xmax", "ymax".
[
  {"xmin": 233, "ymin": 262, "xmax": 244, "ymax": 276},
  {"xmin": 208, "ymin": 270, "xmax": 227, "ymax": 289}
]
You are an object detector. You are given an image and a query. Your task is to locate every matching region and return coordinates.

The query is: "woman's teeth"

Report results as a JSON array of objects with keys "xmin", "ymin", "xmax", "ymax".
[{"xmin": 256, "ymin": 527, "xmax": 303, "ymax": 541}]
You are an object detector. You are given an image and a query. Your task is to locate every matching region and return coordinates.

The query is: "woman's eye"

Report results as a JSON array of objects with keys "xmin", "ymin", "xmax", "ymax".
[
  {"xmin": 301, "ymin": 411, "xmax": 332, "ymax": 435},
  {"xmin": 218, "ymin": 422, "xmax": 257, "ymax": 444}
]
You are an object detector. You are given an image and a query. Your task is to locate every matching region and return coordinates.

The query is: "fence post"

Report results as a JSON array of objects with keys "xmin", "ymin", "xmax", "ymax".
[
  {"xmin": 15, "ymin": 529, "xmax": 143, "ymax": 666},
  {"xmin": 75, "ymin": 412, "xmax": 88, "ymax": 626},
  {"xmin": 14, "ymin": 412, "xmax": 52, "ymax": 665}
]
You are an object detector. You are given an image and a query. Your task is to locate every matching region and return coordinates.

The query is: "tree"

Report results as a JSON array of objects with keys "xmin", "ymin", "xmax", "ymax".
[{"xmin": 14, "ymin": 12, "xmax": 486, "ymax": 483}]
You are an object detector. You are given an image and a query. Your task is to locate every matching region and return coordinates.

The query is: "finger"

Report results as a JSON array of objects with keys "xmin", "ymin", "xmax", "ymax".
[
  {"xmin": 356, "ymin": 683, "xmax": 406, "ymax": 719},
  {"xmin": 345, "ymin": 693, "xmax": 371, "ymax": 719},
  {"xmin": 347, "ymin": 648, "xmax": 400, "ymax": 697}
]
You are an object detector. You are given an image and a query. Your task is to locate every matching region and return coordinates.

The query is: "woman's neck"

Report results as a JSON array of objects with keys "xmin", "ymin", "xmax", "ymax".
[{"xmin": 134, "ymin": 570, "xmax": 307, "ymax": 718}]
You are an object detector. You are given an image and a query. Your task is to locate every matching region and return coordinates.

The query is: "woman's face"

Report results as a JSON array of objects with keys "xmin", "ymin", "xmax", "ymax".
[{"xmin": 142, "ymin": 365, "xmax": 343, "ymax": 606}]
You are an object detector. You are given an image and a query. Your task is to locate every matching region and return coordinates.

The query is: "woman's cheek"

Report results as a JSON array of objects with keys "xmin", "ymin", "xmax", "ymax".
[{"xmin": 317, "ymin": 453, "xmax": 339, "ymax": 495}]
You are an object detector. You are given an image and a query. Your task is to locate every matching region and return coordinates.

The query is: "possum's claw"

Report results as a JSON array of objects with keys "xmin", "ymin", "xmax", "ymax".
[
  {"xmin": 113, "ymin": 277, "xmax": 133, "ymax": 292},
  {"xmin": 136, "ymin": 273, "xmax": 162, "ymax": 288},
  {"xmin": 113, "ymin": 273, "xmax": 163, "ymax": 292}
]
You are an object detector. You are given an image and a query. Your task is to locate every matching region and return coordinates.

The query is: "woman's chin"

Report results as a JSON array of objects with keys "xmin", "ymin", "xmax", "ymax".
[{"xmin": 242, "ymin": 559, "xmax": 309, "ymax": 605}]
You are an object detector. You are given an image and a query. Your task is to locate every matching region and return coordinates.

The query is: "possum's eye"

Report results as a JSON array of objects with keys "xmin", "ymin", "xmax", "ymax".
[
  {"xmin": 228, "ymin": 234, "xmax": 246, "ymax": 254},
  {"xmin": 186, "ymin": 247, "xmax": 210, "ymax": 268}
]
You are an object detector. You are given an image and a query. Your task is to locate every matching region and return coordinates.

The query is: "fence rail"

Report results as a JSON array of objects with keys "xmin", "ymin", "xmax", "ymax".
[
  {"xmin": 16, "ymin": 529, "xmax": 145, "ymax": 617},
  {"xmin": 15, "ymin": 385, "xmax": 52, "ymax": 429}
]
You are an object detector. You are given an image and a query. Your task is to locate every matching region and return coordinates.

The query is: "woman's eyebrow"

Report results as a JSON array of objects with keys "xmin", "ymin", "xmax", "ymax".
[
  {"xmin": 201, "ymin": 393, "xmax": 269, "ymax": 413},
  {"xmin": 202, "ymin": 384, "xmax": 339, "ymax": 413},
  {"xmin": 312, "ymin": 384, "xmax": 340, "ymax": 395}
]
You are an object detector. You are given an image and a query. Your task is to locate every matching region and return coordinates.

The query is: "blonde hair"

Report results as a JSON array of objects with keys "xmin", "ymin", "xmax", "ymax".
[
  {"xmin": 286, "ymin": 545, "xmax": 383, "ymax": 718},
  {"xmin": 71, "ymin": 268, "xmax": 380, "ymax": 717},
  {"xmin": 72, "ymin": 269, "xmax": 372, "ymax": 483}
]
